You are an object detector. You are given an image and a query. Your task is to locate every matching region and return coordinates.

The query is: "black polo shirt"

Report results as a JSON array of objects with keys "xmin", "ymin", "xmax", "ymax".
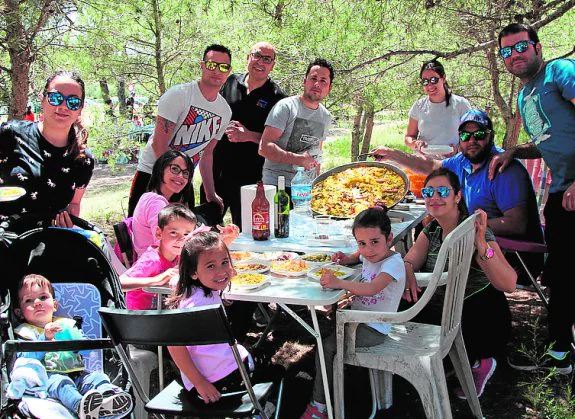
[{"xmin": 213, "ymin": 73, "xmax": 286, "ymax": 184}]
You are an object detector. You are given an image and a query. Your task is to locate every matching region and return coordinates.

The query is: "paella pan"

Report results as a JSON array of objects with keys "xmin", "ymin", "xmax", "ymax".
[{"xmin": 311, "ymin": 162, "xmax": 409, "ymax": 218}]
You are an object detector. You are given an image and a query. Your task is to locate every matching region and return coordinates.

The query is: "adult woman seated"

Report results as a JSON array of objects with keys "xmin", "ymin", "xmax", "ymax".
[
  {"xmin": 131, "ymin": 150, "xmax": 238, "ymax": 260},
  {"xmin": 405, "ymin": 60, "xmax": 471, "ymax": 156},
  {"xmin": 0, "ymin": 71, "xmax": 94, "ymax": 227},
  {"xmin": 402, "ymin": 167, "xmax": 516, "ymax": 399}
]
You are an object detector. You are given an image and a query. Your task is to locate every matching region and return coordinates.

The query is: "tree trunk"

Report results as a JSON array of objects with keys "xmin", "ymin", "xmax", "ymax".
[
  {"xmin": 152, "ymin": 0, "xmax": 166, "ymax": 95},
  {"xmin": 118, "ymin": 79, "xmax": 127, "ymax": 115},
  {"xmin": 100, "ymin": 79, "xmax": 111, "ymax": 102},
  {"xmin": 351, "ymin": 98, "xmax": 364, "ymax": 161},
  {"xmin": 360, "ymin": 106, "xmax": 375, "ymax": 158},
  {"xmin": 504, "ymin": 106, "xmax": 523, "ymax": 150},
  {"xmin": 5, "ymin": 0, "xmax": 31, "ymax": 120}
]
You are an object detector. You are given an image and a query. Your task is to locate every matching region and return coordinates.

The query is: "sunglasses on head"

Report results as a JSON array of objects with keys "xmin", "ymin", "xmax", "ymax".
[
  {"xmin": 459, "ymin": 129, "xmax": 491, "ymax": 142},
  {"xmin": 421, "ymin": 186, "xmax": 452, "ymax": 199},
  {"xmin": 499, "ymin": 40, "xmax": 536, "ymax": 59},
  {"xmin": 46, "ymin": 91, "xmax": 83, "ymax": 111},
  {"xmin": 250, "ymin": 52, "xmax": 274, "ymax": 64},
  {"xmin": 203, "ymin": 60, "xmax": 231, "ymax": 73},
  {"xmin": 168, "ymin": 164, "xmax": 191, "ymax": 179},
  {"xmin": 420, "ymin": 76, "xmax": 440, "ymax": 86}
]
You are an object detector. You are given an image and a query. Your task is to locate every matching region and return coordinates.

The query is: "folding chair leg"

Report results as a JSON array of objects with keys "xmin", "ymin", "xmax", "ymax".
[{"xmin": 515, "ymin": 251, "xmax": 549, "ymax": 308}]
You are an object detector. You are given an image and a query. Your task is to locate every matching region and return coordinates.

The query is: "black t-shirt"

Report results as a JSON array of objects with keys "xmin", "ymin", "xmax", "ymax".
[
  {"xmin": 213, "ymin": 73, "xmax": 286, "ymax": 183},
  {"xmin": 0, "ymin": 120, "xmax": 95, "ymax": 217}
]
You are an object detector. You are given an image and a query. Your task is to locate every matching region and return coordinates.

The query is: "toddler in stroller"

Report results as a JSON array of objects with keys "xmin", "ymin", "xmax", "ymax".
[
  {"xmin": 1, "ymin": 215, "xmax": 133, "ymax": 418},
  {"xmin": 11, "ymin": 274, "xmax": 132, "ymax": 418}
]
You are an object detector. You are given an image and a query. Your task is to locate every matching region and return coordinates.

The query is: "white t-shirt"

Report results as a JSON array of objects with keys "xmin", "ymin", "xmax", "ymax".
[
  {"xmin": 137, "ymin": 81, "xmax": 232, "ymax": 173},
  {"xmin": 408, "ymin": 94, "xmax": 472, "ymax": 146},
  {"xmin": 262, "ymin": 96, "xmax": 331, "ymax": 186},
  {"xmin": 351, "ymin": 252, "xmax": 406, "ymax": 334}
]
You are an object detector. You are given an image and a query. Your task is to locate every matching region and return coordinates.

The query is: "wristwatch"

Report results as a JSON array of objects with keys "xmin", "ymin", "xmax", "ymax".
[{"xmin": 480, "ymin": 243, "xmax": 494, "ymax": 261}]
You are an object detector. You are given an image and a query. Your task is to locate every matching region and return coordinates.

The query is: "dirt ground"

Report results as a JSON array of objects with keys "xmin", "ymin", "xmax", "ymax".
[{"xmin": 89, "ymin": 164, "xmax": 572, "ymax": 418}]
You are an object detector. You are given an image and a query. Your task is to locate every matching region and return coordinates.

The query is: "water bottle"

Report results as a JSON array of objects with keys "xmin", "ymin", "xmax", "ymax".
[{"xmin": 290, "ymin": 167, "xmax": 313, "ymax": 239}]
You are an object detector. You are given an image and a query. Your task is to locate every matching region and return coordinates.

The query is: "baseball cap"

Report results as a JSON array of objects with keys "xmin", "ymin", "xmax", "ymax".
[{"xmin": 458, "ymin": 110, "xmax": 493, "ymax": 131}]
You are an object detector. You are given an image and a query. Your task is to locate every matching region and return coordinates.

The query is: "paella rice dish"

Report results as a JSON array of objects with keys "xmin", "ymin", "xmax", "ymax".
[{"xmin": 312, "ymin": 166, "xmax": 407, "ymax": 217}]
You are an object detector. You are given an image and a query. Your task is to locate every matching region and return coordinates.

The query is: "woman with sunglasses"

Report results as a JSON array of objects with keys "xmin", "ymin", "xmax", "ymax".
[
  {"xmin": 402, "ymin": 167, "xmax": 516, "ymax": 399},
  {"xmin": 131, "ymin": 150, "xmax": 239, "ymax": 260},
  {"xmin": 0, "ymin": 71, "xmax": 94, "ymax": 227},
  {"xmin": 405, "ymin": 60, "xmax": 471, "ymax": 155}
]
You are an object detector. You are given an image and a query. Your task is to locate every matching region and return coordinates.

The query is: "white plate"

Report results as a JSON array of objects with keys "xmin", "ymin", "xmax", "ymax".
[
  {"xmin": 307, "ymin": 265, "xmax": 356, "ymax": 281},
  {"xmin": 230, "ymin": 251, "xmax": 261, "ymax": 263},
  {"xmin": 299, "ymin": 253, "xmax": 334, "ymax": 268},
  {"xmin": 232, "ymin": 277, "xmax": 271, "ymax": 291},
  {"xmin": 234, "ymin": 259, "xmax": 270, "ymax": 274},
  {"xmin": 420, "ymin": 145, "xmax": 453, "ymax": 156},
  {"xmin": 260, "ymin": 251, "xmax": 299, "ymax": 261},
  {"xmin": 0, "ymin": 186, "xmax": 26, "ymax": 202},
  {"xmin": 269, "ymin": 261, "xmax": 312, "ymax": 277},
  {"xmin": 306, "ymin": 235, "xmax": 350, "ymax": 248},
  {"xmin": 231, "ymin": 273, "xmax": 271, "ymax": 290}
]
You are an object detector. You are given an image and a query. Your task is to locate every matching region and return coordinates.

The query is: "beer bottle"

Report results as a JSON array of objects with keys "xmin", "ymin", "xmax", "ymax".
[
  {"xmin": 252, "ymin": 181, "xmax": 270, "ymax": 241},
  {"xmin": 274, "ymin": 176, "xmax": 290, "ymax": 238}
]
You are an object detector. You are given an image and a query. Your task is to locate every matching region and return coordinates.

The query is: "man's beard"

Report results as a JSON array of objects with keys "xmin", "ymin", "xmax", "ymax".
[{"xmin": 464, "ymin": 139, "xmax": 492, "ymax": 164}]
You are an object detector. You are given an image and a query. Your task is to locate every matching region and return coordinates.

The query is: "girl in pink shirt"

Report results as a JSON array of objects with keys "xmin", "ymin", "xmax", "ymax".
[{"xmin": 167, "ymin": 232, "xmax": 252, "ymax": 404}]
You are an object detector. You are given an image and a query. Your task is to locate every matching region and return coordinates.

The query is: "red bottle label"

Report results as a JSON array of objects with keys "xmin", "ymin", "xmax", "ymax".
[{"xmin": 252, "ymin": 211, "xmax": 269, "ymax": 230}]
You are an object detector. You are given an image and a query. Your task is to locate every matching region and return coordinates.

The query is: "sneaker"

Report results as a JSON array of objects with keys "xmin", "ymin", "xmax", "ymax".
[
  {"xmin": 508, "ymin": 350, "xmax": 572, "ymax": 375},
  {"xmin": 78, "ymin": 389, "xmax": 103, "ymax": 419},
  {"xmin": 300, "ymin": 403, "xmax": 327, "ymax": 419},
  {"xmin": 99, "ymin": 389, "xmax": 133, "ymax": 418},
  {"xmin": 453, "ymin": 358, "xmax": 497, "ymax": 400}
]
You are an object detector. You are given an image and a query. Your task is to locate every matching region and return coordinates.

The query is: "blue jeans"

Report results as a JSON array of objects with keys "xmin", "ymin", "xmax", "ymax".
[{"xmin": 46, "ymin": 371, "xmax": 119, "ymax": 413}]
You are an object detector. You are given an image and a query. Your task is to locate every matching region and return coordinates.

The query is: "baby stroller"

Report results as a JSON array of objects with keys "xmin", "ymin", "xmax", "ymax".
[{"xmin": 0, "ymin": 214, "xmax": 131, "ymax": 418}]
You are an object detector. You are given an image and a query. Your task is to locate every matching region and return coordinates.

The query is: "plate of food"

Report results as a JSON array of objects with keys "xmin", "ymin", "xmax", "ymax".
[
  {"xmin": 230, "ymin": 251, "xmax": 261, "ymax": 262},
  {"xmin": 231, "ymin": 273, "xmax": 271, "ymax": 290},
  {"xmin": 234, "ymin": 260, "xmax": 270, "ymax": 274},
  {"xmin": 270, "ymin": 259, "xmax": 311, "ymax": 277},
  {"xmin": 420, "ymin": 145, "xmax": 454, "ymax": 158},
  {"xmin": 300, "ymin": 253, "xmax": 334, "ymax": 267},
  {"xmin": 260, "ymin": 251, "xmax": 299, "ymax": 262},
  {"xmin": 0, "ymin": 186, "xmax": 26, "ymax": 202},
  {"xmin": 307, "ymin": 265, "xmax": 356, "ymax": 281}
]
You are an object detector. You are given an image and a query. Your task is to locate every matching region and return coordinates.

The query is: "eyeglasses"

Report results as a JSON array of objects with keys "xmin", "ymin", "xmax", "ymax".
[
  {"xmin": 46, "ymin": 91, "xmax": 83, "ymax": 111},
  {"xmin": 250, "ymin": 52, "xmax": 274, "ymax": 64},
  {"xmin": 203, "ymin": 61, "xmax": 231, "ymax": 73},
  {"xmin": 168, "ymin": 164, "xmax": 191, "ymax": 179},
  {"xmin": 421, "ymin": 186, "xmax": 452, "ymax": 199},
  {"xmin": 420, "ymin": 77, "xmax": 440, "ymax": 86},
  {"xmin": 499, "ymin": 40, "xmax": 536, "ymax": 59},
  {"xmin": 459, "ymin": 129, "xmax": 491, "ymax": 142}
]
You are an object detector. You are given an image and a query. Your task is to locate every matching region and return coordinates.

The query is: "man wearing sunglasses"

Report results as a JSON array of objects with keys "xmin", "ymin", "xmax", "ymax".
[
  {"xmin": 259, "ymin": 58, "xmax": 333, "ymax": 191},
  {"xmin": 493, "ymin": 23, "xmax": 575, "ymax": 373},
  {"xmin": 372, "ymin": 108, "xmax": 544, "ymax": 283},
  {"xmin": 201, "ymin": 42, "xmax": 286, "ymax": 228},
  {"xmin": 128, "ymin": 44, "xmax": 232, "ymax": 225}
]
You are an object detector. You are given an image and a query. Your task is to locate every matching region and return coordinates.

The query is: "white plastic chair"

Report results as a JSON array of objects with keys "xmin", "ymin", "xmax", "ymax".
[{"xmin": 333, "ymin": 214, "xmax": 482, "ymax": 419}]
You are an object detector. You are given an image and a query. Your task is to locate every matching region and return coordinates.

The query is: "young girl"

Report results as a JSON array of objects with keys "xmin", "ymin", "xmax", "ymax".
[
  {"xmin": 166, "ymin": 232, "xmax": 252, "ymax": 403},
  {"xmin": 301, "ymin": 205, "xmax": 406, "ymax": 419}
]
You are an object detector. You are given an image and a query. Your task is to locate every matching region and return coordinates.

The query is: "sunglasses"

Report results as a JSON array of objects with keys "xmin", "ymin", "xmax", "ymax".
[
  {"xmin": 421, "ymin": 186, "xmax": 452, "ymax": 199},
  {"xmin": 168, "ymin": 164, "xmax": 191, "ymax": 179},
  {"xmin": 459, "ymin": 129, "xmax": 491, "ymax": 142},
  {"xmin": 499, "ymin": 40, "xmax": 536, "ymax": 59},
  {"xmin": 420, "ymin": 76, "xmax": 440, "ymax": 86},
  {"xmin": 250, "ymin": 52, "xmax": 274, "ymax": 64},
  {"xmin": 203, "ymin": 60, "xmax": 231, "ymax": 73},
  {"xmin": 46, "ymin": 91, "xmax": 83, "ymax": 111}
]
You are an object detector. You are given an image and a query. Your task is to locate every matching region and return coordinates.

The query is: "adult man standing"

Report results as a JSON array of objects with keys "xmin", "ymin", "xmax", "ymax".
[
  {"xmin": 494, "ymin": 23, "xmax": 575, "ymax": 373},
  {"xmin": 259, "ymin": 58, "xmax": 334, "ymax": 190},
  {"xmin": 127, "ymin": 44, "xmax": 232, "ymax": 225},
  {"xmin": 201, "ymin": 42, "xmax": 286, "ymax": 227},
  {"xmin": 372, "ymin": 109, "xmax": 544, "ymax": 288}
]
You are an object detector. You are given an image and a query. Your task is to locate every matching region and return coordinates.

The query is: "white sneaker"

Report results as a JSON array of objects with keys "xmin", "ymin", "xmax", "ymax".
[
  {"xmin": 78, "ymin": 389, "xmax": 103, "ymax": 419},
  {"xmin": 99, "ymin": 389, "xmax": 133, "ymax": 418}
]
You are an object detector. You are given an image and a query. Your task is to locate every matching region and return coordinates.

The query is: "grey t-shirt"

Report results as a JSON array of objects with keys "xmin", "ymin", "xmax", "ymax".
[{"xmin": 262, "ymin": 96, "xmax": 331, "ymax": 186}]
